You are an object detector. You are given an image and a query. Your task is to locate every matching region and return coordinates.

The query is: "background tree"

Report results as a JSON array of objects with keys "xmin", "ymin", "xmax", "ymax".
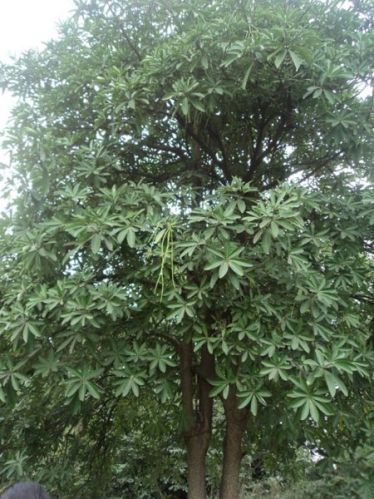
[{"xmin": 0, "ymin": 0, "xmax": 373, "ymax": 498}]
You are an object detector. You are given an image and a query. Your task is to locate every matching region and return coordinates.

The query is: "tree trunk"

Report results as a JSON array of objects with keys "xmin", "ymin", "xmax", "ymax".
[
  {"xmin": 185, "ymin": 433, "xmax": 209, "ymax": 499},
  {"xmin": 219, "ymin": 386, "xmax": 249, "ymax": 499},
  {"xmin": 180, "ymin": 342, "xmax": 215, "ymax": 499}
]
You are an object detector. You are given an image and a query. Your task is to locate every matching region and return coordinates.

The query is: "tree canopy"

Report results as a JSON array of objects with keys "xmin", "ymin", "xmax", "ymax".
[{"xmin": 0, "ymin": 0, "xmax": 373, "ymax": 497}]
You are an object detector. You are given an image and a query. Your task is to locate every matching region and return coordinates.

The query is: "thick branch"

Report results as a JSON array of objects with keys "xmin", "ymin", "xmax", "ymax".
[
  {"xmin": 176, "ymin": 114, "xmax": 224, "ymax": 173},
  {"xmin": 180, "ymin": 341, "xmax": 195, "ymax": 428}
]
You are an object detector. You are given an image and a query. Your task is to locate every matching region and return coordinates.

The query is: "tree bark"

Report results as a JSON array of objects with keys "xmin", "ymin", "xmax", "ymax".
[
  {"xmin": 185, "ymin": 433, "xmax": 209, "ymax": 499},
  {"xmin": 180, "ymin": 342, "xmax": 214, "ymax": 499},
  {"xmin": 219, "ymin": 386, "xmax": 249, "ymax": 499}
]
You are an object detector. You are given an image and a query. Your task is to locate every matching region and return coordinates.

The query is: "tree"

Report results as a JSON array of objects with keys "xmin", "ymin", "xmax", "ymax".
[{"xmin": 0, "ymin": 0, "xmax": 373, "ymax": 497}]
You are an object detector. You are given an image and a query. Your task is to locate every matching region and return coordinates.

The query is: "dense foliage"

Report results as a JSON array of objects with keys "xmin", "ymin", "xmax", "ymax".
[{"xmin": 0, "ymin": 0, "xmax": 373, "ymax": 497}]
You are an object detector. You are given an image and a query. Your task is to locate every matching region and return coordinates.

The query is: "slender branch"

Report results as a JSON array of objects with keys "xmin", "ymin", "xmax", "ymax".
[
  {"xmin": 144, "ymin": 140, "xmax": 189, "ymax": 161},
  {"xmin": 150, "ymin": 330, "xmax": 182, "ymax": 350},
  {"xmin": 353, "ymin": 293, "xmax": 374, "ymax": 305},
  {"xmin": 294, "ymin": 152, "xmax": 342, "ymax": 185},
  {"xmin": 106, "ymin": 3, "xmax": 142, "ymax": 61}
]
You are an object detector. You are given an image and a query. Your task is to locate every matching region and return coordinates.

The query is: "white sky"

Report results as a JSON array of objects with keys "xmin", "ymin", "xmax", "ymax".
[{"xmin": 0, "ymin": 0, "xmax": 75, "ymax": 209}]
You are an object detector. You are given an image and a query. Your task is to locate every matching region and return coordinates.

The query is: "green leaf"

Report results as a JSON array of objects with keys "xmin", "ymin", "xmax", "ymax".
[
  {"xmin": 191, "ymin": 99, "xmax": 205, "ymax": 112},
  {"xmin": 209, "ymin": 383, "xmax": 226, "ymax": 397},
  {"xmin": 222, "ymin": 384, "xmax": 230, "ymax": 399},
  {"xmin": 219, "ymin": 261, "xmax": 229, "ymax": 278},
  {"xmin": 238, "ymin": 396, "xmax": 251, "ymax": 409},
  {"xmin": 253, "ymin": 230, "xmax": 263, "ymax": 244},
  {"xmin": 241, "ymin": 63, "xmax": 253, "ymax": 89},
  {"xmin": 181, "ymin": 98, "xmax": 189, "ymax": 116},
  {"xmin": 91, "ymin": 234, "xmax": 101, "ymax": 254},
  {"xmin": 204, "ymin": 260, "xmax": 222, "ymax": 271},
  {"xmin": 237, "ymin": 199, "xmax": 246, "ymax": 213},
  {"xmin": 79, "ymin": 384, "xmax": 86, "ymax": 401},
  {"xmin": 300, "ymin": 402, "xmax": 310, "ymax": 420},
  {"xmin": 126, "ymin": 227, "xmax": 136, "ymax": 248},
  {"xmin": 324, "ymin": 372, "xmax": 348, "ymax": 397},
  {"xmin": 154, "ymin": 228, "xmax": 166, "ymax": 244},
  {"xmin": 250, "ymin": 396, "xmax": 258, "ymax": 416},
  {"xmin": 309, "ymin": 400, "xmax": 319, "ymax": 423},
  {"xmin": 289, "ymin": 50, "xmax": 303, "ymax": 71},
  {"xmin": 86, "ymin": 381, "xmax": 101, "ymax": 400},
  {"xmin": 262, "ymin": 230, "xmax": 272, "ymax": 253},
  {"xmin": 65, "ymin": 382, "xmax": 80, "ymax": 398},
  {"xmin": 228, "ymin": 260, "xmax": 244, "ymax": 276},
  {"xmin": 274, "ymin": 49, "xmax": 287, "ymax": 68},
  {"xmin": 270, "ymin": 221, "xmax": 279, "ymax": 238}
]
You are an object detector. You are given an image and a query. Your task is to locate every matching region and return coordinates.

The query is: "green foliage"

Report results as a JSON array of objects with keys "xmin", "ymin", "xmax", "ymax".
[{"xmin": 0, "ymin": 0, "xmax": 373, "ymax": 496}]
